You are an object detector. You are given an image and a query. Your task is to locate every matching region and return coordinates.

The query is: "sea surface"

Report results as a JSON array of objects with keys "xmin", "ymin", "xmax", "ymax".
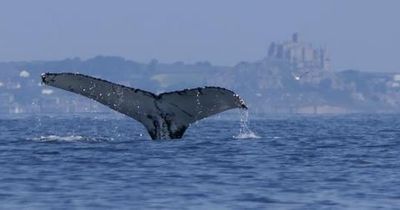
[{"xmin": 1, "ymin": 113, "xmax": 400, "ymax": 209}]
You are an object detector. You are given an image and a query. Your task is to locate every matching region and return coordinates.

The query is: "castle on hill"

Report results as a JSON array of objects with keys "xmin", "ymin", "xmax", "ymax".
[{"xmin": 267, "ymin": 33, "xmax": 331, "ymax": 72}]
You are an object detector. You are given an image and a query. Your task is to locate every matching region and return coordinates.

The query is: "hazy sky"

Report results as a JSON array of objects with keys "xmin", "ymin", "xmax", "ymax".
[{"xmin": 0, "ymin": 0, "xmax": 399, "ymax": 72}]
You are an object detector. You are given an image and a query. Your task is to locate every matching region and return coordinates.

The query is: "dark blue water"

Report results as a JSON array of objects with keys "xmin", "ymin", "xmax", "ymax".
[{"xmin": 1, "ymin": 114, "xmax": 400, "ymax": 209}]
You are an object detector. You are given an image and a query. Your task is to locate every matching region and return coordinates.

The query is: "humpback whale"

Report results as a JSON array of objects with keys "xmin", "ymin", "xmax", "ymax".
[{"xmin": 41, "ymin": 73, "xmax": 247, "ymax": 139}]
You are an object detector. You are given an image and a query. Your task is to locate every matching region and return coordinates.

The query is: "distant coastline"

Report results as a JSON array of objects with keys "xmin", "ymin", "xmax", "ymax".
[{"xmin": 1, "ymin": 34, "xmax": 400, "ymax": 115}]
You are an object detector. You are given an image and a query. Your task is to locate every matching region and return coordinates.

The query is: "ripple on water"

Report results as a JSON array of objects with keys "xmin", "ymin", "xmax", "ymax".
[
  {"xmin": 0, "ymin": 114, "xmax": 400, "ymax": 209},
  {"xmin": 31, "ymin": 135, "xmax": 115, "ymax": 142}
]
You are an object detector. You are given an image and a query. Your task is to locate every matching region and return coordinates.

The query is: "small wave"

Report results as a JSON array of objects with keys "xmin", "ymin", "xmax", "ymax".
[
  {"xmin": 32, "ymin": 135, "xmax": 98, "ymax": 142},
  {"xmin": 234, "ymin": 131, "xmax": 261, "ymax": 139}
]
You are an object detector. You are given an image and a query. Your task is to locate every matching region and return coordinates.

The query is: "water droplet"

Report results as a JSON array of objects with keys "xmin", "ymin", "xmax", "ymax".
[{"xmin": 234, "ymin": 110, "xmax": 260, "ymax": 139}]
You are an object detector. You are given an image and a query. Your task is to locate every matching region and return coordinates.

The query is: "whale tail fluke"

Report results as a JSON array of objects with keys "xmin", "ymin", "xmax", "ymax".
[{"xmin": 41, "ymin": 72, "xmax": 247, "ymax": 139}]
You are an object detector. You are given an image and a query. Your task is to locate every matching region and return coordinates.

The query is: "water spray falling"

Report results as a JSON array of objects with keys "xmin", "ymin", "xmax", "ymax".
[{"xmin": 234, "ymin": 109, "xmax": 260, "ymax": 139}]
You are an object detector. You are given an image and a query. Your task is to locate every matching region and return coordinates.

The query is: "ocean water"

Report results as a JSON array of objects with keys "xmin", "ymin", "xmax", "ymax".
[{"xmin": 1, "ymin": 113, "xmax": 400, "ymax": 209}]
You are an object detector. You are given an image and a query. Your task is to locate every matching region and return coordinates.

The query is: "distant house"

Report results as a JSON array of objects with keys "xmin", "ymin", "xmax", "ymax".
[{"xmin": 267, "ymin": 33, "xmax": 331, "ymax": 72}]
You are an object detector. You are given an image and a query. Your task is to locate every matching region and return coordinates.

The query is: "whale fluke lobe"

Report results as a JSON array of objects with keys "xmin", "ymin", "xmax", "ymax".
[{"xmin": 41, "ymin": 73, "xmax": 247, "ymax": 139}]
